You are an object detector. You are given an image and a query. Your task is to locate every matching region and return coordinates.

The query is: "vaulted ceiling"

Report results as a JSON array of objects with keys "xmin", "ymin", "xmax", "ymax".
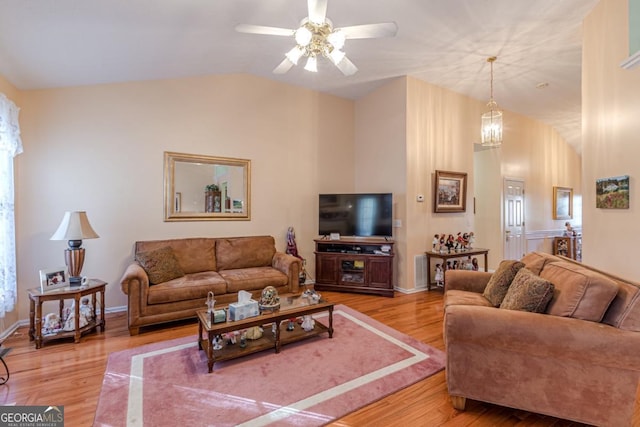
[{"xmin": 0, "ymin": 0, "xmax": 600, "ymax": 152}]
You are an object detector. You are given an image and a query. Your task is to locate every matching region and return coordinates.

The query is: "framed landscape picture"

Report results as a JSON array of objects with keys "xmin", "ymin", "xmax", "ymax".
[
  {"xmin": 596, "ymin": 175, "xmax": 630, "ymax": 209},
  {"xmin": 553, "ymin": 186, "xmax": 573, "ymax": 220},
  {"xmin": 434, "ymin": 170, "xmax": 467, "ymax": 213}
]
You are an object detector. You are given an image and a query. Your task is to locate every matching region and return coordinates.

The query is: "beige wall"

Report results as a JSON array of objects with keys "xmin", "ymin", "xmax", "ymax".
[
  {"xmin": 354, "ymin": 78, "xmax": 407, "ymax": 287},
  {"xmin": 354, "ymin": 76, "xmax": 581, "ymax": 291},
  {"xmin": 583, "ymin": 0, "xmax": 640, "ymax": 278},
  {"xmin": 12, "ymin": 74, "xmax": 354, "ymax": 327}
]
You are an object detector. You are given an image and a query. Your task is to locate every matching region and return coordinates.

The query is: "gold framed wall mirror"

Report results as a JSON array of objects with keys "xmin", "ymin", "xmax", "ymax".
[{"xmin": 164, "ymin": 151, "xmax": 251, "ymax": 221}]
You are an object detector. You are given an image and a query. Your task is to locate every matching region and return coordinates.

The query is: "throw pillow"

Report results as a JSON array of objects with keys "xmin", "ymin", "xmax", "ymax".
[
  {"xmin": 500, "ymin": 268, "xmax": 555, "ymax": 313},
  {"xmin": 482, "ymin": 260, "xmax": 525, "ymax": 306},
  {"xmin": 136, "ymin": 246, "xmax": 185, "ymax": 285}
]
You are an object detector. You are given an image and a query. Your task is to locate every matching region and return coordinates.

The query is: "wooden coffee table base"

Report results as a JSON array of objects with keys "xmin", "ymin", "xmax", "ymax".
[{"xmin": 197, "ymin": 302, "xmax": 333, "ymax": 373}]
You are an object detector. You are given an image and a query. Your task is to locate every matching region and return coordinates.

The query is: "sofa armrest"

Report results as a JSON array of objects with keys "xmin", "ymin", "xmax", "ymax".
[
  {"xmin": 444, "ymin": 270, "xmax": 492, "ymax": 293},
  {"xmin": 120, "ymin": 262, "xmax": 149, "ymax": 295},
  {"xmin": 272, "ymin": 252, "xmax": 302, "ymax": 294}
]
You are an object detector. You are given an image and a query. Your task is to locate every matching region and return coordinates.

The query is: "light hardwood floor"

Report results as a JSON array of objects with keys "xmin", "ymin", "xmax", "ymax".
[{"xmin": 0, "ymin": 290, "xmax": 631, "ymax": 426}]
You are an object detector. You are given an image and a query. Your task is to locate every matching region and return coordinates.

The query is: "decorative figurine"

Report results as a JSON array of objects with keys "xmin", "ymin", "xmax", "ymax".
[
  {"xmin": 432, "ymin": 234, "xmax": 440, "ymax": 252},
  {"xmin": 287, "ymin": 319, "xmax": 295, "ymax": 331},
  {"xmin": 446, "ymin": 234, "xmax": 455, "ymax": 253},
  {"xmin": 206, "ymin": 291, "xmax": 216, "ymax": 313},
  {"xmin": 439, "ymin": 234, "xmax": 447, "ymax": 253},
  {"xmin": 434, "ymin": 264, "xmax": 444, "ymax": 287},
  {"xmin": 213, "ymin": 334, "xmax": 223, "ymax": 351},
  {"xmin": 468, "ymin": 232, "xmax": 475, "ymax": 249},
  {"xmin": 239, "ymin": 331, "xmax": 247, "ymax": 348},
  {"xmin": 564, "ymin": 221, "xmax": 576, "ymax": 237},
  {"xmin": 259, "ymin": 286, "xmax": 280, "ymax": 312},
  {"xmin": 455, "ymin": 232, "xmax": 464, "ymax": 251},
  {"xmin": 301, "ymin": 315, "xmax": 315, "ymax": 331},
  {"xmin": 472, "ymin": 257, "xmax": 479, "ymax": 271}
]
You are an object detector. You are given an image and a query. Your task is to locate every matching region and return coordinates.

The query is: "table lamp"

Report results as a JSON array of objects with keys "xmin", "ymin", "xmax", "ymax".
[{"xmin": 50, "ymin": 211, "xmax": 99, "ymax": 286}]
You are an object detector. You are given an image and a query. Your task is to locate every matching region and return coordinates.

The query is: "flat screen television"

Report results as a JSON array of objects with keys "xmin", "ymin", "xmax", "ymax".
[{"xmin": 319, "ymin": 193, "xmax": 393, "ymax": 237}]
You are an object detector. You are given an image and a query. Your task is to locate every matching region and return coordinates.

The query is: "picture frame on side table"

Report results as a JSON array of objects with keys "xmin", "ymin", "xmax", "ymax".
[
  {"xmin": 434, "ymin": 170, "xmax": 467, "ymax": 213},
  {"xmin": 553, "ymin": 186, "xmax": 573, "ymax": 220},
  {"xmin": 39, "ymin": 267, "xmax": 68, "ymax": 293}
]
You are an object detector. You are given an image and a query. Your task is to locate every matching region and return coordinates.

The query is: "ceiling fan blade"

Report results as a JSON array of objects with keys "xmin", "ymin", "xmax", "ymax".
[
  {"xmin": 273, "ymin": 58, "xmax": 295, "ymax": 74},
  {"xmin": 235, "ymin": 24, "xmax": 293, "ymax": 37},
  {"xmin": 340, "ymin": 22, "xmax": 398, "ymax": 39},
  {"xmin": 335, "ymin": 56, "xmax": 358, "ymax": 76},
  {"xmin": 308, "ymin": 0, "xmax": 328, "ymax": 25}
]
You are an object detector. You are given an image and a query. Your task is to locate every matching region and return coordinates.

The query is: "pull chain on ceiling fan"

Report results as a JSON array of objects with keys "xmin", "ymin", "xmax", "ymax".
[{"xmin": 235, "ymin": 0, "xmax": 398, "ymax": 76}]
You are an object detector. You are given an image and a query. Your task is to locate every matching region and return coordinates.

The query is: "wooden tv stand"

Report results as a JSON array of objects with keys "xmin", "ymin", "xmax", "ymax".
[{"xmin": 314, "ymin": 238, "xmax": 394, "ymax": 297}]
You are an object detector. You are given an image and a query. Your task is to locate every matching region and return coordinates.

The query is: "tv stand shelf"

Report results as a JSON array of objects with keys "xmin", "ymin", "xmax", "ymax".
[{"xmin": 314, "ymin": 238, "xmax": 394, "ymax": 297}]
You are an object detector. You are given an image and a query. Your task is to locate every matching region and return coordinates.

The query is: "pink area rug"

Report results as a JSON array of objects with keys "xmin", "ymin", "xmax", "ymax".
[{"xmin": 93, "ymin": 305, "xmax": 445, "ymax": 426}]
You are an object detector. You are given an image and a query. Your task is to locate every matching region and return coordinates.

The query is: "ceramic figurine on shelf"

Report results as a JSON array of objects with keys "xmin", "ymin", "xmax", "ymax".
[
  {"xmin": 455, "ymin": 233, "xmax": 464, "ymax": 251},
  {"xmin": 213, "ymin": 334, "xmax": 223, "ymax": 351},
  {"xmin": 564, "ymin": 221, "xmax": 576, "ymax": 237},
  {"xmin": 452, "ymin": 260, "xmax": 459, "ymax": 270},
  {"xmin": 439, "ymin": 234, "xmax": 446, "ymax": 253},
  {"xmin": 472, "ymin": 257, "xmax": 479, "ymax": 271},
  {"xmin": 446, "ymin": 234, "xmax": 455, "ymax": 253},
  {"xmin": 468, "ymin": 232, "xmax": 475, "ymax": 249},
  {"xmin": 462, "ymin": 232, "xmax": 470, "ymax": 250},
  {"xmin": 434, "ymin": 264, "xmax": 444, "ymax": 287},
  {"xmin": 301, "ymin": 315, "xmax": 315, "ymax": 332},
  {"xmin": 432, "ymin": 234, "xmax": 440, "ymax": 252}
]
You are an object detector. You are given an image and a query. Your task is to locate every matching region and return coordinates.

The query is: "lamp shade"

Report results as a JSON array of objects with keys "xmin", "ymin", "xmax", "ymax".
[{"xmin": 50, "ymin": 211, "xmax": 99, "ymax": 241}]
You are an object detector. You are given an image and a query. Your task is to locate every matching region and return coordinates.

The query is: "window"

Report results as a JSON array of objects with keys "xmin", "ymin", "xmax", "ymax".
[{"xmin": 0, "ymin": 94, "xmax": 23, "ymax": 317}]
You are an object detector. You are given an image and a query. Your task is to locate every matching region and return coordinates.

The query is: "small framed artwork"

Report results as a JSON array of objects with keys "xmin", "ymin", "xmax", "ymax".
[
  {"xmin": 553, "ymin": 186, "xmax": 573, "ymax": 220},
  {"xmin": 434, "ymin": 170, "xmax": 467, "ymax": 213},
  {"xmin": 596, "ymin": 175, "xmax": 630, "ymax": 209},
  {"xmin": 39, "ymin": 267, "xmax": 68, "ymax": 293}
]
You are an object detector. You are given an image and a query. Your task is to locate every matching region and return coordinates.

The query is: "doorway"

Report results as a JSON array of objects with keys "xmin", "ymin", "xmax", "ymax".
[{"xmin": 503, "ymin": 178, "xmax": 525, "ymax": 260}]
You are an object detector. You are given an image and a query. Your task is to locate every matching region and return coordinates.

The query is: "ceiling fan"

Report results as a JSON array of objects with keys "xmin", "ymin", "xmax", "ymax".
[{"xmin": 235, "ymin": 0, "xmax": 398, "ymax": 76}]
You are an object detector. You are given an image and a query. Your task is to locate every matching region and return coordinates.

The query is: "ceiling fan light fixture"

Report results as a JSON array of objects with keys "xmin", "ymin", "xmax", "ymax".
[
  {"xmin": 327, "ymin": 30, "xmax": 345, "ymax": 50},
  {"xmin": 304, "ymin": 55, "xmax": 318, "ymax": 72},
  {"xmin": 329, "ymin": 48, "xmax": 345, "ymax": 64},
  {"xmin": 295, "ymin": 25, "xmax": 313, "ymax": 46},
  {"xmin": 480, "ymin": 56, "xmax": 503, "ymax": 147},
  {"xmin": 286, "ymin": 46, "xmax": 304, "ymax": 65}
]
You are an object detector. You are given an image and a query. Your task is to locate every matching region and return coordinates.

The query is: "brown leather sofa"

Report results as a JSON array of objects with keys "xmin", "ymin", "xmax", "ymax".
[
  {"xmin": 120, "ymin": 235, "xmax": 301, "ymax": 335},
  {"xmin": 443, "ymin": 252, "xmax": 640, "ymax": 426}
]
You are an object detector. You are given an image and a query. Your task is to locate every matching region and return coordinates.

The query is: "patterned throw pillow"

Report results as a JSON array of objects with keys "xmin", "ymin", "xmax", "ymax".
[
  {"xmin": 500, "ymin": 268, "xmax": 555, "ymax": 313},
  {"xmin": 136, "ymin": 246, "xmax": 185, "ymax": 285},
  {"xmin": 482, "ymin": 260, "xmax": 525, "ymax": 306}
]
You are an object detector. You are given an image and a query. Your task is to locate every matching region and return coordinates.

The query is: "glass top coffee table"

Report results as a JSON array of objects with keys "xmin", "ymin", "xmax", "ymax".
[{"xmin": 196, "ymin": 294, "xmax": 334, "ymax": 373}]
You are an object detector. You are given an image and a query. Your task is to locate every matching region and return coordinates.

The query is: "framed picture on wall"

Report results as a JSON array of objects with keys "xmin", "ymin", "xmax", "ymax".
[
  {"xmin": 553, "ymin": 186, "xmax": 573, "ymax": 220},
  {"xmin": 434, "ymin": 170, "xmax": 467, "ymax": 213},
  {"xmin": 596, "ymin": 175, "xmax": 630, "ymax": 209}
]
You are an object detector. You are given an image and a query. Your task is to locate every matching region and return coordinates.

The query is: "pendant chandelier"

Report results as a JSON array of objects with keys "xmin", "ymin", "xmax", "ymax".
[{"xmin": 481, "ymin": 56, "xmax": 503, "ymax": 147}]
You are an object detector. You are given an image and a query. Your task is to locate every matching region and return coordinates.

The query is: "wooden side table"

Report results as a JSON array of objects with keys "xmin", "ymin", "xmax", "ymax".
[
  {"xmin": 28, "ymin": 279, "xmax": 106, "ymax": 349},
  {"xmin": 425, "ymin": 248, "xmax": 489, "ymax": 290}
]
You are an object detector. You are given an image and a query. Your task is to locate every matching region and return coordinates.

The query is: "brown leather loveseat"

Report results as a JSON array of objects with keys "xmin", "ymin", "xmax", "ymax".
[{"xmin": 120, "ymin": 235, "xmax": 301, "ymax": 335}]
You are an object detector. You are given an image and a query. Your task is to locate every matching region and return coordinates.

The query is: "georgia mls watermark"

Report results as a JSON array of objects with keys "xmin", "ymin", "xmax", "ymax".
[{"xmin": 0, "ymin": 406, "xmax": 64, "ymax": 427}]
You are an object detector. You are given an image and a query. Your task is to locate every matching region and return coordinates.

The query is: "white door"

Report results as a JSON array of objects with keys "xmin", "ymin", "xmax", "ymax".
[{"xmin": 504, "ymin": 179, "xmax": 526, "ymax": 260}]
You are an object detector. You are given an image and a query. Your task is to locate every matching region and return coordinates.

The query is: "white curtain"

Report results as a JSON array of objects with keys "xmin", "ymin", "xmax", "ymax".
[{"xmin": 0, "ymin": 94, "xmax": 23, "ymax": 318}]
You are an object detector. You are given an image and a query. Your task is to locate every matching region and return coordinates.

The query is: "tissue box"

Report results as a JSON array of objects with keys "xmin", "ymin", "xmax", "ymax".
[{"xmin": 229, "ymin": 300, "xmax": 259, "ymax": 321}]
